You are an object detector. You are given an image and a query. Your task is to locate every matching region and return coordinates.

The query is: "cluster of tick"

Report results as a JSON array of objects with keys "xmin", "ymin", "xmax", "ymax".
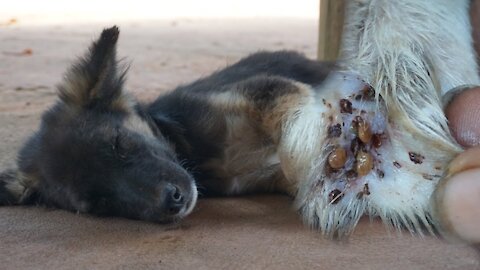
[
  {"xmin": 324, "ymin": 86, "xmax": 382, "ymax": 204},
  {"xmin": 323, "ymin": 85, "xmax": 433, "ymax": 205}
]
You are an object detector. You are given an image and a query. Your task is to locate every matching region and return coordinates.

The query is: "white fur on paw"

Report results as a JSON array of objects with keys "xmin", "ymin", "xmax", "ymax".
[{"xmin": 296, "ymin": 72, "xmax": 453, "ymax": 237}]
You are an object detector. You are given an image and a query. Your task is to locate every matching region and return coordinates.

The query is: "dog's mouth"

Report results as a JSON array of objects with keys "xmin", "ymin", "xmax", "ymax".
[{"xmin": 178, "ymin": 182, "xmax": 198, "ymax": 218}]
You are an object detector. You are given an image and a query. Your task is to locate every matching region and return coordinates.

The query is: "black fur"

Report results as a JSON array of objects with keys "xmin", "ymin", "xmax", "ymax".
[{"xmin": 149, "ymin": 52, "xmax": 332, "ymax": 190}]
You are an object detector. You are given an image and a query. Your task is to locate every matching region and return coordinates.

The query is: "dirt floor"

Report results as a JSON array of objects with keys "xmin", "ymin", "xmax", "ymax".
[{"xmin": 0, "ymin": 19, "xmax": 479, "ymax": 270}]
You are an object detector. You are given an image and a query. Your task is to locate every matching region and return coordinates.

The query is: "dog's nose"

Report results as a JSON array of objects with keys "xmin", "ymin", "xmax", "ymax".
[{"xmin": 165, "ymin": 184, "xmax": 184, "ymax": 215}]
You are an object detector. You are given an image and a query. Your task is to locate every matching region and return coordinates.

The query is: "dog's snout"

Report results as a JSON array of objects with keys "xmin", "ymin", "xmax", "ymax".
[
  {"xmin": 171, "ymin": 185, "xmax": 183, "ymax": 203},
  {"xmin": 164, "ymin": 184, "xmax": 185, "ymax": 215}
]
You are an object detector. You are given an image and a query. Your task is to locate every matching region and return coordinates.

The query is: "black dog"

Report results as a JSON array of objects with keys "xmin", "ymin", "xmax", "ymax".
[{"xmin": 0, "ymin": 27, "xmax": 331, "ymax": 224}]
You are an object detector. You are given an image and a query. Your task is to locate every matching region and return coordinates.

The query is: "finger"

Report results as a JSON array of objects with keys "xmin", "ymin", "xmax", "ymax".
[
  {"xmin": 444, "ymin": 87, "xmax": 480, "ymax": 147},
  {"xmin": 433, "ymin": 147, "xmax": 480, "ymax": 244}
]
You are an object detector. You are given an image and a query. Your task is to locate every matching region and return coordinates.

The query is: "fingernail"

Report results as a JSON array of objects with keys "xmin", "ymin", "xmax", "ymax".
[
  {"xmin": 440, "ymin": 169, "xmax": 480, "ymax": 243},
  {"xmin": 435, "ymin": 147, "xmax": 480, "ymax": 243},
  {"xmin": 442, "ymin": 85, "xmax": 479, "ymax": 109},
  {"xmin": 446, "ymin": 147, "xmax": 480, "ymax": 178}
]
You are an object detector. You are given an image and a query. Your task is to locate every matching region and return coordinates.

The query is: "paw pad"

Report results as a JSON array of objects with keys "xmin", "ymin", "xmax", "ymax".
[{"xmin": 321, "ymin": 77, "xmax": 388, "ymax": 204}]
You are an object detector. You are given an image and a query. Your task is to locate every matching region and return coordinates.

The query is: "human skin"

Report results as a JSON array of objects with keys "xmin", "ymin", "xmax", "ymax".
[{"xmin": 438, "ymin": 87, "xmax": 480, "ymax": 245}]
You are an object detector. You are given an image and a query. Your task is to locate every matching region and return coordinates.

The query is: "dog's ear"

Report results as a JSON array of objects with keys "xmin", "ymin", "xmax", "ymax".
[{"xmin": 57, "ymin": 26, "xmax": 130, "ymax": 111}]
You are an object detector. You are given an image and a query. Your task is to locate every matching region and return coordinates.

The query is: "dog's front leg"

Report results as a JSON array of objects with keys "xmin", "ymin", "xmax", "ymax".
[
  {"xmin": 210, "ymin": 74, "xmax": 385, "ymax": 237},
  {"xmin": 203, "ymin": 75, "xmax": 327, "ymax": 196}
]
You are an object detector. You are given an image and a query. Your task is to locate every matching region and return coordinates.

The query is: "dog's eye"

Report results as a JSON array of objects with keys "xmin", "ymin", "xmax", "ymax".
[
  {"xmin": 114, "ymin": 134, "xmax": 121, "ymax": 150},
  {"xmin": 111, "ymin": 129, "xmax": 123, "ymax": 152},
  {"xmin": 112, "ymin": 134, "xmax": 128, "ymax": 159}
]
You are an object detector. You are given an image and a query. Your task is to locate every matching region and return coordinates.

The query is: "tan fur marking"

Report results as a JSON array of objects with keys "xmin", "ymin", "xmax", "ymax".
[
  {"xmin": 59, "ymin": 74, "xmax": 90, "ymax": 106},
  {"xmin": 208, "ymin": 91, "xmax": 249, "ymax": 112},
  {"xmin": 261, "ymin": 83, "xmax": 312, "ymax": 143},
  {"xmin": 123, "ymin": 114, "xmax": 154, "ymax": 137},
  {"xmin": 59, "ymin": 70, "xmax": 133, "ymax": 113},
  {"xmin": 198, "ymin": 81, "xmax": 316, "ymax": 196},
  {"xmin": 198, "ymin": 112, "xmax": 281, "ymax": 194},
  {"xmin": 110, "ymin": 93, "xmax": 136, "ymax": 113}
]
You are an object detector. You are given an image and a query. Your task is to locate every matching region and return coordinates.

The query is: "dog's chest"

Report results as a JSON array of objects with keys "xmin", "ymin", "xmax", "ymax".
[{"xmin": 197, "ymin": 113, "xmax": 283, "ymax": 195}]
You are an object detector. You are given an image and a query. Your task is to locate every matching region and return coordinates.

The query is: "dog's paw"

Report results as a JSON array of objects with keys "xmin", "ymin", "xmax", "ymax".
[
  {"xmin": 0, "ymin": 169, "xmax": 22, "ymax": 205},
  {"xmin": 295, "ymin": 72, "xmax": 456, "ymax": 237}
]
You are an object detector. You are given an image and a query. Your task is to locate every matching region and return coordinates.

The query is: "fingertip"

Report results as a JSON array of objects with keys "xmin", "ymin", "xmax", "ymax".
[
  {"xmin": 445, "ymin": 87, "xmax": 480, "ymax": 147},
  {"xmin": 439, "ymin": 170, "xmax": 480, "ymax": 244},
  {"xmin": 446, "ymin": 147, "xmax": 480, "ymax": 177},
  {"xmin": 435, "ymin": 148, "xmax": 480, "ymax": 244}
]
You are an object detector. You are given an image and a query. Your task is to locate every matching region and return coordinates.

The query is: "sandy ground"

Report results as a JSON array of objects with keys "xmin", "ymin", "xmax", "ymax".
[{"xmin": 0, "ymin": 19, "xmax": 479, "ymax": 269}]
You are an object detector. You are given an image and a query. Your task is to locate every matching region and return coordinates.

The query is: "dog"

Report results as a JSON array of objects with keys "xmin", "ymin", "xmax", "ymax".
[
  {"xmin": 0, "ymin": 0, "xmax": 478, "ymax": 238},
  {"xmin": 0, "ymin": 26, "xmax": 333, "ymax": 224}
]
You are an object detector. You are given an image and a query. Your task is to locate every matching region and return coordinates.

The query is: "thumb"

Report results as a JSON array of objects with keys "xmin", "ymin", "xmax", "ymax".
[
  {"xmin": 433, "ymin": 87, "xmax": 480, "ymax": 245},
  {"xmin": 433, "ymin": 147, "xmax": 480, "ymax": 244}
]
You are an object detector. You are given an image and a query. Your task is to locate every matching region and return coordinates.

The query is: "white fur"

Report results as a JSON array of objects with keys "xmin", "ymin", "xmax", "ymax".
[{"xmin": 290, "ymin": 0, "xmax": 479, "ymax": 237}]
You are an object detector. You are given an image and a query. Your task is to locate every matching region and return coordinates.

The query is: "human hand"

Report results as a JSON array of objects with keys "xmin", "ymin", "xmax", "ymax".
[{"xmin": 434, "ymin": 87, "xmax": 480, "ymax": 247}]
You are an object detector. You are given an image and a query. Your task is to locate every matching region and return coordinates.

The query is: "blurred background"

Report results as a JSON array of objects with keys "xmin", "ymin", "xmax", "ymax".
[
  {"xmin": 0, "ymin": 0, "xmax": 320, "ymax": 98},
  {"xmin": 1, "ymin": 0, "xmax": 318, "ymax": 25}
]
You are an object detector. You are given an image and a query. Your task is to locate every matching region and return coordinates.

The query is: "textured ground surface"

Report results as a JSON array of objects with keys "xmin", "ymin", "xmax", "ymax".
[{"xmin": 0, "ymin": 19, "xmax": 478, "ymax": 270}]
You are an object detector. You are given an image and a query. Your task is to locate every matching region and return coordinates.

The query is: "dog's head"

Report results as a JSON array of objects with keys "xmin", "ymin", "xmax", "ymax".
[{"xmin": 19, "ymin": 26, "xmax": 197, "ymax": 222}]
